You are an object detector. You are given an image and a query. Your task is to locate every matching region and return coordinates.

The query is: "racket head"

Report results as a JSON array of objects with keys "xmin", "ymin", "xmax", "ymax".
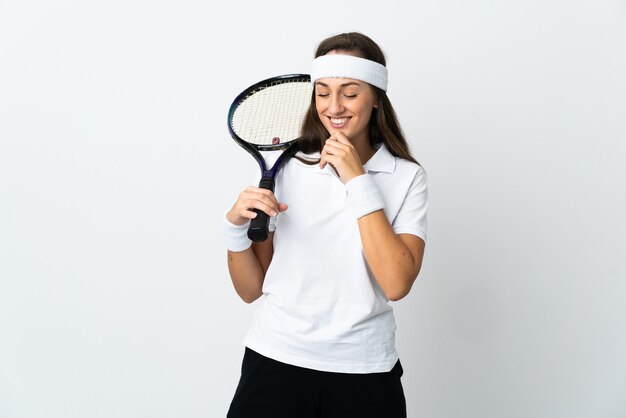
[{"xmin": 227, "ymin": 74, "xmax": 313, "ymax": 156}]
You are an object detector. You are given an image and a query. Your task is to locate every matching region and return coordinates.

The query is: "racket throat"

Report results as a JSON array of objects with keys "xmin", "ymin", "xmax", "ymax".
[{"xmin": 257, "ymin": 177, "xmax": 275, "ymax": 192}]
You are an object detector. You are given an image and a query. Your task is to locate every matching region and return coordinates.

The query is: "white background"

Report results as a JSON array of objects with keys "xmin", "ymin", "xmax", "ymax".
[{"xmin": 1, "ymin": 1, "xmax": 625, "ymax": 417}]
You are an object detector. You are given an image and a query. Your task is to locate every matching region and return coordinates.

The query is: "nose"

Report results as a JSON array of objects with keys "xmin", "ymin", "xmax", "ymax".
[{"xmin": 328, "ymin": 94, "xmax": 345, "ymax": 115}]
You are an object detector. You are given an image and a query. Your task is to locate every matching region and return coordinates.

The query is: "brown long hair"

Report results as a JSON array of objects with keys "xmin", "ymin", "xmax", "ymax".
[{"xmin": 298, "ymin": 32, "xmax": 418, "ymax": 165}]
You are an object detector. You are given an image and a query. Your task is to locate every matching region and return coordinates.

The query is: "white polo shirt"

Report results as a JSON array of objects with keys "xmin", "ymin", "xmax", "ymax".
[{"xmin": 243, "ymin": 144, "xmax": 428, "ymax": 374}]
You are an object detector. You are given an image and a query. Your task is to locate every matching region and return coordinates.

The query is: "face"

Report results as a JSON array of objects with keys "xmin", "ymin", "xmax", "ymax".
[{"xmin": 314, "ymin": 52, "xmax": 378, "ymax": 145}]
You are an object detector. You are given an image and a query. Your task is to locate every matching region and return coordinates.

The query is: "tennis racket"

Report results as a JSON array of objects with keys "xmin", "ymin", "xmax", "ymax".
[{"xmin": 227, "ymin": 74, "xmax": 313, "ymax": 242}]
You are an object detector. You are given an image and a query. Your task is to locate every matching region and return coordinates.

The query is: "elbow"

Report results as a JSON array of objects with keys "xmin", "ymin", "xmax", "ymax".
[
  {"xmin": 387, "ymin": 293, "xmax": 406, "ymax": 302},
  {"xmin": 382, "ymin": 279, "xmax": 414, "ymax": 302},
  {"xmin": 239, "ymin": 290, "xmax": 262, "ymax": 304},
  {"xmin": 382, "ymin": 271, "xmax": 420, "ymax": 301},
  {"xmin": 234, "ymin": 284, "xmax": 263, "ymax": 304},
  {"xmin": 385, "ymin": 285, "xmax": 412, "ymax": 302}
]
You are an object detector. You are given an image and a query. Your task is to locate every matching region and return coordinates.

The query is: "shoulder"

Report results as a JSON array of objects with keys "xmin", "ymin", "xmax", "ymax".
[
  {"xmin": 395, "ymin": 156, "xmax": 424, "ymax": 176},
  {"xmin": 370, "ymin": 147, "xmax": 427, "ymax": 204}
]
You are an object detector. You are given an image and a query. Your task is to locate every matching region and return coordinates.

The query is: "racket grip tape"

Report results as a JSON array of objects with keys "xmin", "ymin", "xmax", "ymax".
[{"xmin": 248, "ymin": 177, "xmax": 276, "ymax": 242}]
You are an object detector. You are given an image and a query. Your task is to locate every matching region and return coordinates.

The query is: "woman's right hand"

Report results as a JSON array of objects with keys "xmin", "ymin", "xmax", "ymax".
[{"xmin": 226, "ymin": 187, "xmax": 288, "ymax": 226}]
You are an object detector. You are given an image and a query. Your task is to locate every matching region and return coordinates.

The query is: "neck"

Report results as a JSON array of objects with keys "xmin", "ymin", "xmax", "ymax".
[{"xmin": 353, "ymin": 135, "xmax": 376, "ymax": 164}]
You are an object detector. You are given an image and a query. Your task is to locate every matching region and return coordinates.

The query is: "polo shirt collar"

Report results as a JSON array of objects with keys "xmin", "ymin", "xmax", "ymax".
[{"xmin": 364, "ymin": 144, "xmax": 395, "ymax": 174}]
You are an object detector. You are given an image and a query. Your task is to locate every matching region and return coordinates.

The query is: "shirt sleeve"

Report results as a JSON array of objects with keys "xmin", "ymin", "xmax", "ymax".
[{"xmin": 391, "ymin": 166, "xmax": 428, "ymax": 241}]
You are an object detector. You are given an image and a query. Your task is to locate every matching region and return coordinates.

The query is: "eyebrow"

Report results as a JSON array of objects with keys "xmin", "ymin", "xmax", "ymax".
[{"xmin": 315, "ymin": 81, "xmax": 362, "ymax": 88}]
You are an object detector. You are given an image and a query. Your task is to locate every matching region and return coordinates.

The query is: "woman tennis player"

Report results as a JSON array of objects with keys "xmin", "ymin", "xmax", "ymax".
[{"xmin": 223, "ymin": 32, "xmax": 428, "ymax": 418}]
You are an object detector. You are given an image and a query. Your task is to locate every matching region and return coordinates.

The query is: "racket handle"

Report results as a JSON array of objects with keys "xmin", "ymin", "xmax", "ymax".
[{"xmin": 248, "ymin": 177, "xmax": 275, "ymax": 242}]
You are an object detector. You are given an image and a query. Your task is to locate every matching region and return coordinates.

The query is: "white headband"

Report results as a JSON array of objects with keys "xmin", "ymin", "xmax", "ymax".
[{"xmin": 310, "ymin": 54, "xmax": 388, "ymax": 91}]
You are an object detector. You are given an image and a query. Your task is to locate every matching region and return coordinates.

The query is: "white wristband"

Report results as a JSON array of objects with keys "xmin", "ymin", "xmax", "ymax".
[
  {"xmin": 344, "ymin": 174, "xmax": 385, "ymax": 219},
  {"xmin": 223, "ymin": 213, "xmax": 252, "ymax": 252}
]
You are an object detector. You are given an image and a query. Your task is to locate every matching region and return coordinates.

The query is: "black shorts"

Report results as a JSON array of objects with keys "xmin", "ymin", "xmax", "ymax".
[{"xmin": 227, "ymin": 348, "xmax": 406, "ymax": 418}]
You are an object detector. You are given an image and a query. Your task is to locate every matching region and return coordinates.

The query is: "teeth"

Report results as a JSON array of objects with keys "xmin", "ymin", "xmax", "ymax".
[{"xmin": 331, "ymin": 118, "xmax": 348, "ymax": 124}]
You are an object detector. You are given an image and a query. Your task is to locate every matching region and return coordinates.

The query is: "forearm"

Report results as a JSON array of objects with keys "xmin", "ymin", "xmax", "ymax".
[
  {"xmin": 357, "ymin": 211, "xmax": 423, "ymax": 301},
  {"xmin": 227, "ymin": 248, "xmax": 264, "ymax": 303},
  {"xmin": 226, "ymin": 234, "xmax": 274, "ymax": 303}
]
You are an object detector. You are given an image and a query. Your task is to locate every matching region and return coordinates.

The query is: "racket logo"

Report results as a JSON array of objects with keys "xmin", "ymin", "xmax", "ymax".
[{"xmin": 272, "ymin": 137, "xmax": 281, "ymax": 145}]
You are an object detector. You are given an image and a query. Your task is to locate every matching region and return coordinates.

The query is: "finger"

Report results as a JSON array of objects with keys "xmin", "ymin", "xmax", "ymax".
[
  {"xmin": 320, "ymin": 149, "xmax": 339, "ymax": 169},
  {"xmin": 324, "ymin": 136, "xmax": 351, "ymax": 152},
  {"xmin": 332, "ymin": 131, "xmax": 352, "ymax": 145},
  {"xmin": 322, "ymin": 142, "xmax": 339, "ymax": 159},
  {"xmin": 238, "ymin": 192, "xmax": 279, "ymax": 215},
  {"xmin": 244, "ymin": 186, "xmax": 278, "ymax": 201},
  {"xmin": 238, "ymin": 208, "xmax": 260, "ymax": 220},
  {"xmin": 322, "ymin": 143, "xmax": 348, "ymax": 163},
  {"xmin": 320, "ymin": 145, "xmax": 331, "ymax": 168},
  {"xmin": 230, "ymin": 187, "xmax": 281, "ymax": 224},
  {"xmin": 241, "ymin": 196, "xmax": 288, "ymax": 217},
  {"xmin": 242, "ymin": 198, "xmax": 278, "ymax": 217},
  {"xmin": 320, "ymin": 153, "xmax": 338, "ymax": 170},
  {"xmin": 245, "ymin": 187, "xmax": 281, "ymax": 206}
]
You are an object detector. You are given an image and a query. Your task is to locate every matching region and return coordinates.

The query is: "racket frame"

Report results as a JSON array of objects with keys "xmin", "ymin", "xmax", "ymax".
[{"xmin": 227, "ymin": 74, "xmax": 312, "ymax": 242}]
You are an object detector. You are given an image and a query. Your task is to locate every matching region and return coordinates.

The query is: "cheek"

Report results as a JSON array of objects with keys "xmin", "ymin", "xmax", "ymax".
[
  {"xmin": 355, "ymin": 102, "xmax": 375, "ymax": 120},
  {"xmin": 315, "ymin": 98, "xmax": 325, "ymax": 112},
  {"xmin": 316, "ymin": 108, "xmax": 327, "ymax": 123},
  {"xmin": 315, "ymin": 102, "xmax": 328, "ymax": 122}
]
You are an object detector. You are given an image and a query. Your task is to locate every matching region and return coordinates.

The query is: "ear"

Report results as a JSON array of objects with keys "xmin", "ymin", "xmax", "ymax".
[{"xmin": 372, "ymin": 90, "xmax": 380, "ymax": 109}]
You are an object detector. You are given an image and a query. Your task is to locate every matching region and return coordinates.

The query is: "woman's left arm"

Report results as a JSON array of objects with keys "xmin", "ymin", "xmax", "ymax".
[
  {"xmin": 357, "ymin": 212, "xmax": 425, "ymax": 301},
  {"xmin": 320, "ymin": 132, "xmax": 426, "ymax": 301},
  {"xmin": 321, "ymin": 132, "xmax": 426, "ymax": 301}
]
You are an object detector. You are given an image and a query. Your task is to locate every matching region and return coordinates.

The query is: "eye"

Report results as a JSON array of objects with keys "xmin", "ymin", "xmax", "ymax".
[
  {"xmin": 343, "ymin": 93, "xmax": 357, "ymax": 99},
  {"xmin": 316, "ymin": 93, "xmax": 330, "ymax": 98}
]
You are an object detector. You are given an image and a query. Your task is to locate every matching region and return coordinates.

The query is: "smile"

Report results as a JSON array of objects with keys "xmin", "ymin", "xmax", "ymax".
[{"xmin": 329, "ymin": 117, "xmax": 350, "ymax": 128}]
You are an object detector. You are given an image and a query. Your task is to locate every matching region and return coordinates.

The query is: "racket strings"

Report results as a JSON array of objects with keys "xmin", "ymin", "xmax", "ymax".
[{"xmin": 232, "ymin": 79, "xmax": 312, "ymax": 147}]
